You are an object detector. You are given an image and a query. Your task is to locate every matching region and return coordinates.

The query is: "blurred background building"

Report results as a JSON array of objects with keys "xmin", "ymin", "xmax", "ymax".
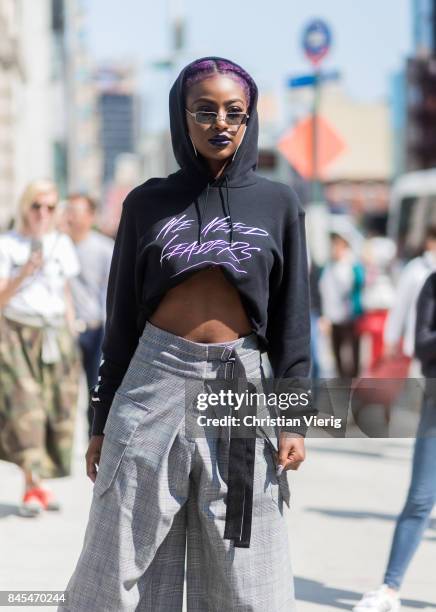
[
  {"xmin": 65, "ymin": 0, "xmax": 101, "ymax": 201},
  {"xmin": 405, "ymin": 0, "xmax": 436, "ymax": 171},
  {"xmin": 285, "ymin": 83, "xmax": 392, "ymax": 216},
  {"xmin": 95, "ymin": 64, "xmax": 139, "ymax": 188},
  {"xmin": 413, "ymin": 0, "xmax": 435, "ymax": 55},
  {"xmin": 0, "ymin": 0, "xmax": 63, "ymax": 228},
  {"xmin": 0, "ymin": 0, "xmax": 22, "ymax": 228},
  {"xmin": 0, "ymin": 0, "xmax": 101, "ymax": 229}
]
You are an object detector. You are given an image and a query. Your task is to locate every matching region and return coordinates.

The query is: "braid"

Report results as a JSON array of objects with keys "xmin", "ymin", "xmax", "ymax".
[{"xmin": 183, "ymin": 58, "xmax": 254, "ymax": 108}]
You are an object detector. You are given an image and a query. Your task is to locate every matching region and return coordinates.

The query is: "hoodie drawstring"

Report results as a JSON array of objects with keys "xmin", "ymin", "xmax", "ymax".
[
  {"xmin": 195, "ymin": 178, "xmax": 233, "ymax": 247},
  {"xmin": 194, "ymin": 197, "xmax": 201, "ymax": 245},
  {"xmin": 217, "ymin": 175, "xmax": 233, "ymax": 246},
  {"xmin": 195, "ymin": 182, "xmax": 211, "ymax": 245},
  {"xmin": 224, "ymin": 175, "xmax": 233, "ymax": 246}
]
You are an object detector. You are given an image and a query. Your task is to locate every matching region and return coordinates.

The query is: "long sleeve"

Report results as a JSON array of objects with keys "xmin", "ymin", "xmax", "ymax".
[
  {"xmin": 91, "ymin": 196, "xmax": 140, "ymax": 435},
  {"xmin": 384, "ymin": 260, "xmax": 417, "ymax": 347},
  {"xmin": 266, "ymin": 204, "xmax": 313, "ymax": 436},
  {"xmin": 309, "ymin": 263, "xmax": 322, "ymax": 317},
  {"xmin": 99, "ymin": 239, "xmax": 115, "ymax": 324},
  {"xmin": 415, "ymin": 273, "xmax": 436, "ymax": 365}
]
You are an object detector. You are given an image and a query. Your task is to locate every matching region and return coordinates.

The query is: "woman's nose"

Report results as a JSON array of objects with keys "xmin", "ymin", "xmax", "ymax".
[
  {"xmin": 214, "ymin": 115, "xmax": 228, "ymax": 129},
  {"xmin": 38, "ymin": 209, "xmax": 52, "ymax": 221}
]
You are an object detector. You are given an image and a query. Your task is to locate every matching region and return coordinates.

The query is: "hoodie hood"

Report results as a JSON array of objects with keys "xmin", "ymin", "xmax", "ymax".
[
  {"xmin": 168, "ymin": 56, "xmax": 259, "ymax": 246},
  {"xmin": 169, "ymin": 56, "xmax": 259, "ymax": 189}
]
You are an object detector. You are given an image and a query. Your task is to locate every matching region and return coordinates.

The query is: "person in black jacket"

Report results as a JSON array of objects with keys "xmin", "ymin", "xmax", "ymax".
[
  {"xmin": 353, "ymin": 271, "xmax": 436, "ymax": 611},
  {"xmin": 60, "ymin": 57, "xmax": 312, "ymax": 612}
]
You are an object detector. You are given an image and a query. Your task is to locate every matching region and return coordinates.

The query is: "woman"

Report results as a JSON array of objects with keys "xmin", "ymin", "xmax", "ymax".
[
  {"xmin": 61, "ymin": 57, "xmax": 311, "ymax": 612},
  {"xmin": 0, "ymin": 179, "xmax": 81, "ymax": 517},
  {"xmin": 353, "ymin": 271, "xmax": 436, "ymax": 611}
]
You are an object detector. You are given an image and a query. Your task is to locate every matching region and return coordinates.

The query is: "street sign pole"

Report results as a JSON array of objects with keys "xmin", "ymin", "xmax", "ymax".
[
  {"xmin": 280, "ymin": 64, "xmax": 344, "ymax": 184},
  {"xmin": 301, "ymin": 19, "xmax": 332, "ymax": 203},
  {"xmin": 312, "ymin": 70, "xmax": 321, "ymax": 202}
]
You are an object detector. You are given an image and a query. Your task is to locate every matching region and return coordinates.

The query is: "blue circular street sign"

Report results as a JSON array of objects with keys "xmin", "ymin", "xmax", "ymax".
[{"xmin": 302, "ymin": 19, "xmax": 332, "ymax": 66}]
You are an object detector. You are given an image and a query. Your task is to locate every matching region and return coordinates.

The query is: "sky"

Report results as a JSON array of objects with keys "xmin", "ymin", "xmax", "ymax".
[{"xmin": 86, "ymin": 0, "xmax": 413, "ymax": 131}]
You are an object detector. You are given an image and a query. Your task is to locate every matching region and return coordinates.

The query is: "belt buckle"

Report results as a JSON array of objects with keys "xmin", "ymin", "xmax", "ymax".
[
  {"xmin": 220, "ymin": 345, "xmax": 236, "ymax": 379},
  {"xmin": 220, "ymin": 345, "xmax": 235, "ymax": 362},
  {"xmin": 224, "ymin": 359, "xmax": 235, "ymax": 379}
]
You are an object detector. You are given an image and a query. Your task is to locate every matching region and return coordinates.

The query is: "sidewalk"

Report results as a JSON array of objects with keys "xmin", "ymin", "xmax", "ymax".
[
  {"xmin": 0, "ymin": 380, "xmax": 93, "ymax": 610},
  {"xmin": 1, "ymin": 387, "xmax": 435, "ymax": 611},
  {"xmin": 290, "ymin": 437, "xmax": 436, "ymax": 611}
]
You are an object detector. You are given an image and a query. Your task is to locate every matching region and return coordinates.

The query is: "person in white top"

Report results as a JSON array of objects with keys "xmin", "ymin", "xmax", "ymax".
[
  {"xmin": 0, "ymin": 179, "xmax": 81, "ymax": 517},
  {"xmin": 319, "ymin": 231, "xmax": 365, "ymax": 378},
  {"xmin": 383, "ymin": 226, "xmax": 436, "ymax": 359},
  {"xmin": 353, "ymin": 225, "xmax": 436, "ymax": 611}
]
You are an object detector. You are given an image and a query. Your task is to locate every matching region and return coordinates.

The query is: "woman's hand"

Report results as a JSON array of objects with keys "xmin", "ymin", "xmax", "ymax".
[
  {"xmin": 276, "ymin": 433, "xmax": 306, "ymax": 474},
  {"xmin": 0, "ymin": 252, "xmax": 44, "ymax": 308},
  {"xmin": 86, "ymin": 435, "xmax": 104, "ymax": 483}
]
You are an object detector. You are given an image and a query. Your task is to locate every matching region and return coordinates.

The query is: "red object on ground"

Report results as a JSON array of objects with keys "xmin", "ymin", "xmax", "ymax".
[{"xmin": 356, "ymin": 309, "xmax": 389, "ymax": 369}]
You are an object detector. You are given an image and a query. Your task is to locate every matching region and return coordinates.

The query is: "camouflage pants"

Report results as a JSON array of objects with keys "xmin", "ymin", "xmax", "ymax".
[{"xmin": 0, "ymin": 314, "xmax": 81, "ymax": 479}]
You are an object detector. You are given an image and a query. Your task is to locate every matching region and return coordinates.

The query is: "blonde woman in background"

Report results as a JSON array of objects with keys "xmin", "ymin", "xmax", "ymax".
[{"xmin": 0, "ymin": 179, "xmax": 81, "ymax": 517}]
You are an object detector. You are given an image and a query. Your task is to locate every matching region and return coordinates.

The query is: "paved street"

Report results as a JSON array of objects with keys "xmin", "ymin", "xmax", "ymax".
[
  {"xmin": 290, "ymin": 436, "xmax": 436, "ymax": 611},
  {"xmin": 1, "ymin": 380, "xmax": 435, "ymax": 611}
]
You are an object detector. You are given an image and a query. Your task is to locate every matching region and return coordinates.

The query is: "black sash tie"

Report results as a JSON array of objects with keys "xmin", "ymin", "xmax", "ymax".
[{"xmin": 221, "ymin": 347, "xmax": 257, "ymax": 548}]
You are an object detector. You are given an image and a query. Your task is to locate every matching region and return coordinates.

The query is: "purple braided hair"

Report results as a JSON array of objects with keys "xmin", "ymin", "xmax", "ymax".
[{"xmin": 183, "ymin": 59, "xmax": 255, "ymax": 109}]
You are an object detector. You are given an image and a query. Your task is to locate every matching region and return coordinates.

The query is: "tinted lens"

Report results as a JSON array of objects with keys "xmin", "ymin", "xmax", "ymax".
[
  {"xmin": 196, "ymin": 112, "xmax": 216, "ymax": 124},
  {"xmin": 226, "ymin": 113, "xmax": 246, "ymax": 125},
  {"xmin": 194, "ymin": 112, "xmax": 247, "ymax": 125}
]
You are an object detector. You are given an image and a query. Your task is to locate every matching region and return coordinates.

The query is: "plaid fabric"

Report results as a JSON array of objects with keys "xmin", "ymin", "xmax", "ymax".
[
  {"xmin": 60, "ymin": 322, "xmax": 296, "ymax": 611},
  {"xmin": 0, "ymin": 314, "xmax": 80, "ymax": 478}
]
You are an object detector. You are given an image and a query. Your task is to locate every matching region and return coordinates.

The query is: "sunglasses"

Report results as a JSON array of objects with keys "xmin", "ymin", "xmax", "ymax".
[
  {"xmin": 30, "ymin": 202, "xmax": 57, "ymax": 213},
  {"xmin": 185, "ymin": 108, "xmax": 249, "ymax": 126}
]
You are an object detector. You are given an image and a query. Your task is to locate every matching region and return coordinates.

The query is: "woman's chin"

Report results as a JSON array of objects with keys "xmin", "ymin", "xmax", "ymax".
[{"xmin": 201, "ymin": 148, "xmax": 235, "ymax": 161}]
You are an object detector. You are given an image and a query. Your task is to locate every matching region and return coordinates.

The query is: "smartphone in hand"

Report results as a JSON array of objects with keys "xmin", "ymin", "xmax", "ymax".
[{"xmin": 30, "ymin": 238, "xmax": 43, "ymax": 254}]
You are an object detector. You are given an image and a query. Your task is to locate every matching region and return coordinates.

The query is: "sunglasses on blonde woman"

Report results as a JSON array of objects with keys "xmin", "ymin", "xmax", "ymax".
[{"xmin": 30, "ymin": 202, "xmax": 57, "ymax": 213}]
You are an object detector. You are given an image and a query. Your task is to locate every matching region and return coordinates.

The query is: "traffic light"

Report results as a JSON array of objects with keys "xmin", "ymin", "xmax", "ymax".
[{"xmin": 406, "ymin": 56, "xmax": 436, "ymax": 170}]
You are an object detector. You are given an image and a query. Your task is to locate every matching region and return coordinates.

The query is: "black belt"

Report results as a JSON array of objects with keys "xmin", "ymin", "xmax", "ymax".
[{"xmin": 219, "ymin": 346, "xmax": 257, "ymax": 548}]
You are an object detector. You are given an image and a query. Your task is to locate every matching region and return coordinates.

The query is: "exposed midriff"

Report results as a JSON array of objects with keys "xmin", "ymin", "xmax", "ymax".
[{"xmin": 148, "ymin": 266, "xmax": 252, "ymax": 342}]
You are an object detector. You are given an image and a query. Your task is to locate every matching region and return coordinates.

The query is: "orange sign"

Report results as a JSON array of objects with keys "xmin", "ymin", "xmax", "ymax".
[{"xmin": 277, "ymin": 115, "xmax": 345, "ymax": 179}]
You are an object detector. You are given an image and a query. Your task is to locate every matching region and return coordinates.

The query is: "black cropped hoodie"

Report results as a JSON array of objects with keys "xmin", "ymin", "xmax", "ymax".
[{"xmin": 91, "ymin": 56, "xmax": 311, "ymax": 437}]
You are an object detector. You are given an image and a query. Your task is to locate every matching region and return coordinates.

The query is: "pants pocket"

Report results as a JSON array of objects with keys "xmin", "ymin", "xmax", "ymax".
[
  {"xmin": 95, "ymin": 392, "xmax": 148, "ymax": 497},
  {"xmin": 94, "ymin": 438, "xmax": 128, "ymax": 497},
  {"xmin": 103, "ymin": 390, "xmax": 149, "ymax": 442}
]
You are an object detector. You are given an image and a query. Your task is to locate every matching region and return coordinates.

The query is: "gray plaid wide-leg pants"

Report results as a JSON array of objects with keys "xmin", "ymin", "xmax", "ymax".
[{"xmin": 59, "ymin": 322, "xmax": 296, "ymax": 612}]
